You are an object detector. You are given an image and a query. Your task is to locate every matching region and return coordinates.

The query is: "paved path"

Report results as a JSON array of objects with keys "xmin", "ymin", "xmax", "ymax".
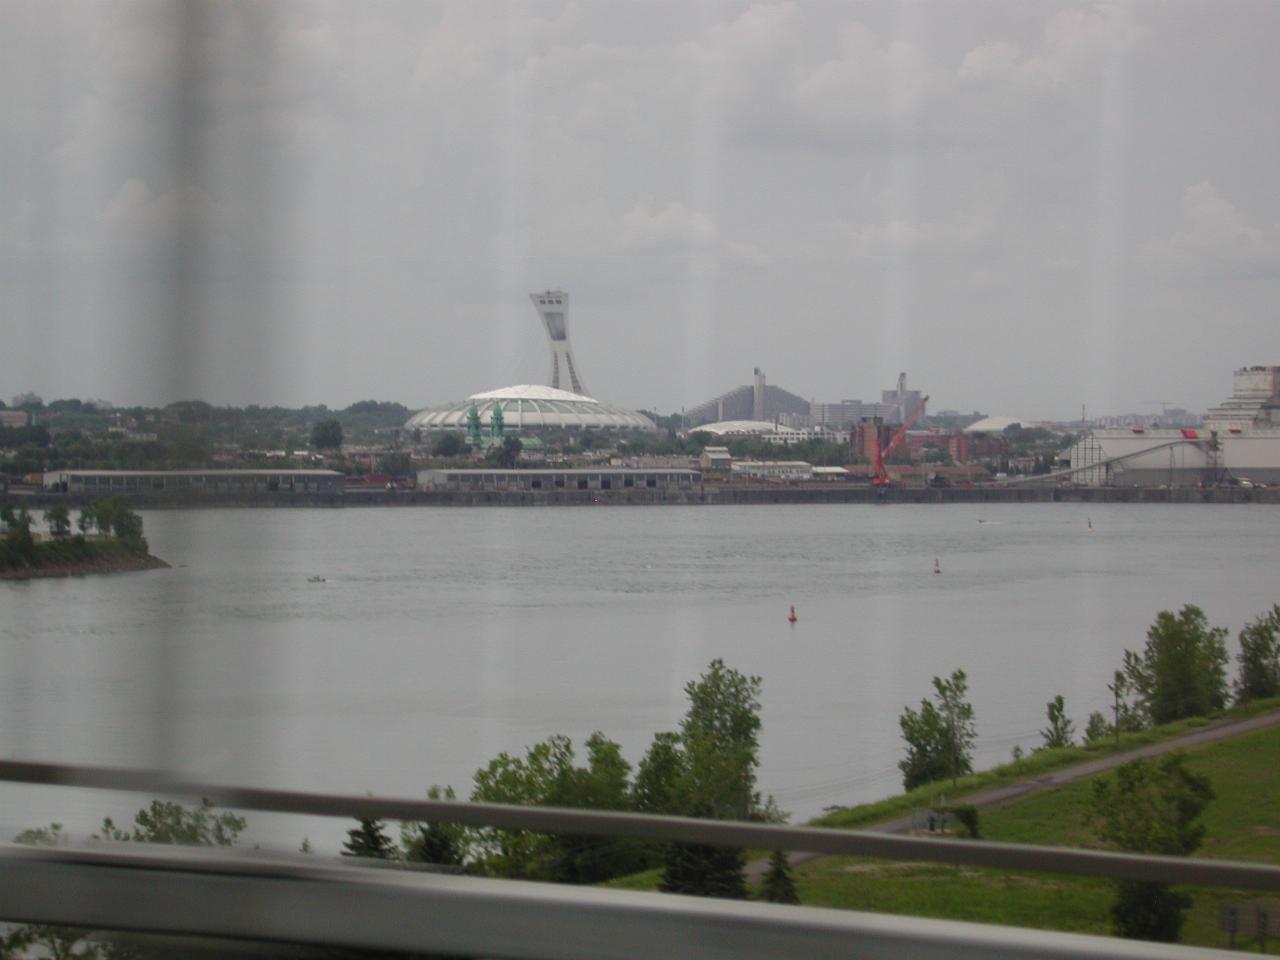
[{"xmin": 747, "ymin": 707, "xmax": 1280, "ymax": 882}]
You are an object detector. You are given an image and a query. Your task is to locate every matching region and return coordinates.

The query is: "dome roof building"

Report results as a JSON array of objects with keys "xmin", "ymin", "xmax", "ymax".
[
  {"xmin": 405, "ymin": 292, "xmax": 657, "ymax": 434},
  {"xmin": 406, "ymin": 385, "xmax": 656, "ymax": 433}
]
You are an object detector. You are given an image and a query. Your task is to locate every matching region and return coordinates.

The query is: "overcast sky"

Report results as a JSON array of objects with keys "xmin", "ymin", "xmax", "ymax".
[{"xmin": 3, "ymin": 1, "xmax": 1278, "ymax": 421}]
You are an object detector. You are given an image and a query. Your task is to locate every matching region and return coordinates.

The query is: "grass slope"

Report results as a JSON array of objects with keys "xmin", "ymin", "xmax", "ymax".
[{"xmin": 794, "ymin": 721, "xmax": 1280, "ymax": 950}]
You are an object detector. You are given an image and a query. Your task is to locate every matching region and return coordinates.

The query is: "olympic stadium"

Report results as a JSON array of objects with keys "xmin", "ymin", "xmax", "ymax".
[{"xmin": 405, "ymin": 291, "xmax": 657, "ymax": 435}]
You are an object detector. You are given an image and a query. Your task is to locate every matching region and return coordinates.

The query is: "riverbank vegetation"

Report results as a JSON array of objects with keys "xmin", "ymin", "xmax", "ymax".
[
  {"xmin": 0, "ymin": 497, "xmax": 164, "ymax": 577},
  {"xmin": 796, "ymin": 721, "xmax": 1278, "ymax": 951}
]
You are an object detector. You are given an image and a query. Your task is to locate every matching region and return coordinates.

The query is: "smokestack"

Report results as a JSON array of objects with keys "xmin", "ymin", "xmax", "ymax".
[{"xmin": 753, "ymin": 368, "xmax": 765, "ymax": 421}]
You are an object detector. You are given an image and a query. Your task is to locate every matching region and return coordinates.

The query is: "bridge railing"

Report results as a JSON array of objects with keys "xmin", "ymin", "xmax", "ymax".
[{"xmin": 0, "ymin": 758, "xmax": 1270, "ymax": 959}]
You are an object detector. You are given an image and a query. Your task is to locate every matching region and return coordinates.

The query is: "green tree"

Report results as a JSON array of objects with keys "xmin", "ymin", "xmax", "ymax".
[
  {"xmin": 1090, "ymin": 753, "xmax": 1213, "ymax": 942},
  {"xmin": 759, "ymin": 849, "xmax": 800, "ymax": 904},
  {"xmin": 898, "ymin": 669, "xmax": 975, "ymax": 790},
  {"xmin": 1233, "ymin": 605, "xmax": 1280, "ymax": 702},
  {"xmin": 1039, "ymin": 694, "xmax": 1075, "ymax": 750},
  {"xmin": 342, "ymin": 818, "xmax": 397, "ymax": 859},
  {"xmin": 1123, "ymin": 606, "xmax": 1229, "ymax": 724},
  {"xmin": 432, "ymin": 432, "xmax": 466, "ymax": 457},
  {"xmin": 92, "ymin": 497, "xmax": 121, "ymax": 536},
  {"xmin": 111, "ymin": 507, "xmax": 148, "ymax": 553},
  {"xmin": 468, "ymin": 732, "xmax": 642, "ymax": 883},
  {"xmin": 43, "ymin": 505, "xmax": 71, "ymax": 539},
  {"xmin": 658, "ymin": 660, "xmax": 764, "ymax": 899},
  {"xmin": 470, "ymin": 734, "xmax": 576, "ymax": 878},
  {"xmin": 632, "ymin": 731, "xmax": 685, "ymax": 815},
  {"xmin": 1084, "ymin": 711, "xmax": 1111, "ymax": 744},
  {"xmin": 310, "ymin": 417, "xmax": 344, "ymax": 450},
  {"xmin": 76, "ymin": 504, "xmax": 95, "ymax": 536},
  {"xmin": 97, "ymin": 798, "xmax": 245, "ymax": 846},
  {"xmin": 0, "ymin": 505, "xmax": 37, "ymax": 568},
  {"xmin": 496, "ymin": 434, "xmax": 523, "ymax": 468},
  {"xmin": 659, "ymin": 842, "xmax": 748, "ymax": 900},
  {"xmin": 402, "ymin": 785, "xmax": 468, "ymax": 868}
]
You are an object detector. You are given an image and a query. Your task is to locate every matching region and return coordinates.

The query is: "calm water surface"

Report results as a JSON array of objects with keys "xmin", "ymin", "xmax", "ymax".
[{"xmin": 2, "ymin": 503, "xmax": 1277, "ymax": 850}]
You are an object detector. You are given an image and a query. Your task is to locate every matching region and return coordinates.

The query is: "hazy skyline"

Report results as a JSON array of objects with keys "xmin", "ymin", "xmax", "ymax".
[{"xmin": 3, "ymin": 1, "xmax": 1278, "ymax": 421}]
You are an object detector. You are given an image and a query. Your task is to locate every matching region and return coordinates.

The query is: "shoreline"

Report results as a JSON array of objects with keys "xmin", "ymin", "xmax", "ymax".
[
  {"xmin": 0, "ymin": 553, "xmax": 169, "ymax": 581},
  {"xmin": 8, "ymin": 484, "xmax": 1279, "ymax": 509}
]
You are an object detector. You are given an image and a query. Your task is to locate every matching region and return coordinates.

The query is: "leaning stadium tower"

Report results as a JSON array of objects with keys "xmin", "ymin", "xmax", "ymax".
[{"xmin": 529, "ymin": 290, "xmax": 588, "ymax": 396}]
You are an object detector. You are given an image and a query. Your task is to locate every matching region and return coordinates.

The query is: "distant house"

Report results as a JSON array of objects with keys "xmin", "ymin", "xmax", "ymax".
[
  {"xmin": 0, "ymin": 410, "xmax": 30, "ymax": 428},
  {"xmin": 698, "ymin": 446, "xmax": 732, "ymax": 472},
  {"xmin": 812, "ymin": 466, "xmax": 850, "ymax": 481}
]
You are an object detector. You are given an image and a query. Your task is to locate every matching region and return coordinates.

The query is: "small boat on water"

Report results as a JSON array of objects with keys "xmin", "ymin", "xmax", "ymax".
[
  {"xmin": 307, "ymin": 576, "xmax": 326, "ymax": 583},
  {"xmin": 788, "ymin": 605, "xmax": 798, "ymax": 624}
]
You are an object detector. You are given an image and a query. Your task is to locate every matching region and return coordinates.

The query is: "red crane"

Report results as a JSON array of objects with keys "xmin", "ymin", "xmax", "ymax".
[{"xmin": 872, "ymin": 395, "xmax": 929, "ymax": 485}]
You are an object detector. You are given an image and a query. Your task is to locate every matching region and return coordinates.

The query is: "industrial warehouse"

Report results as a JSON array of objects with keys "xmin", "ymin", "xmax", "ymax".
[
  {"xmin": 417, "ymin": 468, "xmax": 701, "ymax": 492},
  {"xmin": 42, "ymin": 469, "xmax": 345, "ymax": 496},
  {"xmin": 1065, "ymin": 367, "xmax": 1280, "ymax": 487}
]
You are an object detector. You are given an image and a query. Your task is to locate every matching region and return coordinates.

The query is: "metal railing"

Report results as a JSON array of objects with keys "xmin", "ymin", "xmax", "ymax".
[{"xmin": 0, "ymin": 758, "xmax": 1269, "ymax": 958}]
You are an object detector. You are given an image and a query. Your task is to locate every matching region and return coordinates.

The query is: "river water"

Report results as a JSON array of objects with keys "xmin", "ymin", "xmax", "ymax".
[{"xmin": 1, "ymin": 503, "xmax": 1277, "ymax": 851}]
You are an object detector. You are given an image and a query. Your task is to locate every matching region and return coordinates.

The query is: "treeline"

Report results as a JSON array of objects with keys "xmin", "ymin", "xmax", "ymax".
[
  {"xmin": 337, "ymin": 659, "xmax": 796, "ymax": 901},
  {"xmin": 0, "ymin": 498, "xmax": 149, "ymax": 570}
]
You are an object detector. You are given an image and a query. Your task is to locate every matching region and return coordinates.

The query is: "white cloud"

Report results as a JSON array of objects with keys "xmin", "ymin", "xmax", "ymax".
[
  {"xmin": 959, "ymin": 3, "xmax": 1134, "ymax": 83},
  {"xmin": 1169, "ymin": 182, "xmax": 1263, "ymax": 252},
  {"xmin": 959, "ymin": 40, "xmax": 1021, "ymax": 80},
  {"xmin": 617, "ymin": 200, "xmax": 718, "ymax": 254}
]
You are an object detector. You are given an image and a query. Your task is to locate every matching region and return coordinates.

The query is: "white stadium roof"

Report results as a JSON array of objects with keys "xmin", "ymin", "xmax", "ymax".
[{"xmin": 405, "ymin": 384, "xmax": 656, "ymax": 432}]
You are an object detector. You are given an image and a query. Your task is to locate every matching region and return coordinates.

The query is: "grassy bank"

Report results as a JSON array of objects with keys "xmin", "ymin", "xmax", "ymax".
[
  {"xmin": 795, "ymin": 720, "xmax": 1280, "ymax": 949},
  {"xmin": 813, "ymin": 696, "xmax": 1280, "ymax": 831}
]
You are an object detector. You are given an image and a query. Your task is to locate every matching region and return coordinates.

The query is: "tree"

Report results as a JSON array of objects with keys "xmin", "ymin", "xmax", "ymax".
[
  {"xmin": 1090, "ymin": 753, "xmax": 1213, "ymax": 942},
  {"xmin": 632, "ymin": 731, "xmax": 685, "ymax": 815},
  {"xmin": 759, "ymin": 850, "xmax": 800, "ymax": 904},
  {"xmin": 43, "ymin": 505, "xmax": 71, "ymax": 540},
  {"xmin": 342, "ymin": 818, "xmax": 397, "ymax": 859},
  {"xmin": 432, "ymin": 432, "xmax": 466, "ymax": 457},
  {"xmin": 496, "ymin": 434, "xmax": 523, "ymax": 469},
  {"xmin": 658, "ymin": 660, "xmax": 764, "ymax": 899},
  {"xmin": 311, "ymin": 417, "xmax": 344, "ymax": 450},
  {"xmin": 898, "ymin": 669, "xmax": 975, "ymax": 790},
  {"xmin": 111, "ymin": 507, "xmax": 147, "ymax": 553},
  {"xmin": 1039, "ymin": 694, "xmax": 1075, "ymax": 750},
  {"xmin": 97, "ymin": 798, "xmax": 245, "ymax": 846},
  {"xmin": 1084, "ymin": 711, "xmax": 1111, "ymax": 744},
  {"xmin": 1234, "ymin": 605, "xmax": 1280, "ymax": 703},
  {"xmin": 0, "ymin": 505, "xmax": 37, "ymax": 568},
  {"xmin": 469, "ymin": 732, "xmax": 642, "ymax": 883},
  {"xmin": 402, "ymin": 785, "xmax": 468, "ymax": 868},
  {"xmin": 76, "ymin": 504, "xmax": 95, "ymax": 536},
  {"xmin": 1123, "ymin": 606, "xmax": 1229, "ymax": 725}
]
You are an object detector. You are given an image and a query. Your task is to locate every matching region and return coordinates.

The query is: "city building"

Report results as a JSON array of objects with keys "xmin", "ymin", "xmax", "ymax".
[
  {"xmin": 42, "ymin": 469, "xmax": 345, "ymax": 495},
  {"xmin": 685, "ymin": 371, "xmax": 926, "ymax": 430},
  {"xmin": 880, "ymin": 372, "xmax": 925, "ymax": 425},
  {"xmin": 692, "ymin": 420, "xmax": 837, "ymax": 445},
  {"xmin": 404, "ymin": 291, "xmax": 656, "ymax": 436},
  {"xmin": 697, "ymin": 446, "xmax": 733, "ymax": 472}
]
